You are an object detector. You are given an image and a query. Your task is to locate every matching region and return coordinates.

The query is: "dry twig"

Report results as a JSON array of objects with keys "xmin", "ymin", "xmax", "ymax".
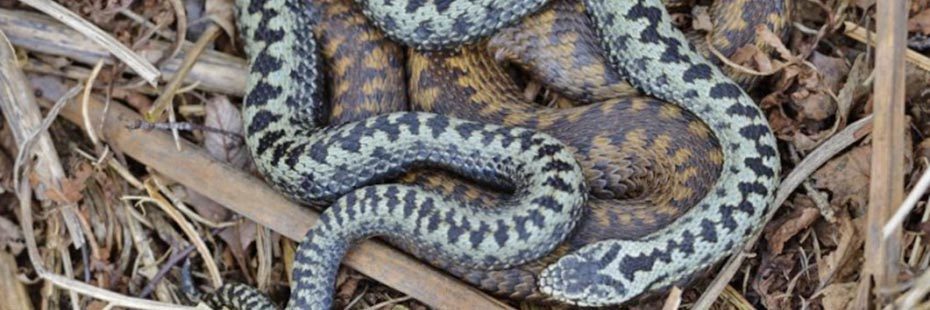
[
  {"xmin": 693, "ymin": 116, "xmax": 874, "ymax": 309},
  {"xmin": 54, "ymin": 88, "xmax": 513, "ymax": 310},
  {"xmin": 0, "ymin": 8, "xmax": 246, "ymax": 95},
  {"xmin": 860, "ymin": 1, "xmax": 906, "ymax": 306},
  {"xmin": 18, "ymin": 0, "xmax": 160, "ymax": 84}
]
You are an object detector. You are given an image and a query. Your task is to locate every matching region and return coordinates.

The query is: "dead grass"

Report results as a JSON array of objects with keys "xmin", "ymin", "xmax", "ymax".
[{"xmin": 1, "ymin": 0, "xmax": 930, "ymax": 309}]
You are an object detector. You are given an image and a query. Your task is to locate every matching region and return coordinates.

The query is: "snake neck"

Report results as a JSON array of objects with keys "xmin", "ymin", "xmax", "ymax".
[{"xmin": 537, "ymin": 0, "xmax": 780, "ymax": 306}]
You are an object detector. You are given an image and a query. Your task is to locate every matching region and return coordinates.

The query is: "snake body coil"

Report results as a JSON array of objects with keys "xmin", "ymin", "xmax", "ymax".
[
  {"xmin": 213, "ymin": 0, "xmax": 781, "ymax": 308},
  {"xmin": 539, "ymin": 1, "xmax": 778, "ymax": 305},
  {"xmin": 358, "ymin": 0, "xmax": 779, "ymax": 306},
  {"xmin": 227, "ymin": 0, "xmax": 587, "ymax": 308}
]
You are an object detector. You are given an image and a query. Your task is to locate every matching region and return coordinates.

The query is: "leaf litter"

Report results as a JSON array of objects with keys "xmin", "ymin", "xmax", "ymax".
[{"xmin": 3, "ymin": 0, "xmax": 930, "ymax": 309}]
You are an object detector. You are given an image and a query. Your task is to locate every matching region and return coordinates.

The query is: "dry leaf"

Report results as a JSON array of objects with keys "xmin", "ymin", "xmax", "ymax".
[
  {"xmin": 206, "ymin": 0, "xmax": 237, "ymax": 39},
  {"xmin": 909, "ymin": 9, "xmax": 930, "ymax": 35},
  {"xmin": 336, "ymin": 271, "xmax": 361, "ymax": 304},
  {"xmin": 767, "ymin": 207, "xmax": 820, "ymax": 255},
  {"xmin": 754, "ymin": 253, "xmax": 797, "ymax": 309},
  {"xmin": 217, "ymin": 222, "xmax": 257, "ymax": 267},
  {"xmin": 753, "ymin": 47, "xmax": 775, "ymax": 72},
  {"xmin": 810, "ymin": 53, "xmax": 850, "ymax": 91},
  {"xmin": 756, "ymin": 24, "xmax": 793, "ymax": 61},
  {"xmin": 813, "ymin": 135, "xmax": 913, "ymax": 211},
  {"xmin": 193, "ymin": 95, "xmax": 256, "ymax": 251},
  {"xmin": 820, "ymin": 282, "xmax": 857, "ymax": 310},
  {"xmin": 176, "ymin": 185, "xmax": 230, "ymax": 221},
  {"xmin": 816, "ymin": 216, "xmax": 862, "ymax": 285},
  {"xmin": 730, "ymin": 44, "xmax": 763, "ymax": 66},
  {"xmin": 204, "ymin": 95, "xmax": 248, "ymax": 168},
  {"xmin": 769, "ymin": 51, "xmax": 852, "ymax": 153},
  {"xmin": 40, "ymin": 162, "xmax": 93, "ymax": 204},
  {"xmin": 691, "ymin": 6, "xmax": 713, "ymax": 32},
  {"xmin": 812, "ymin": 144, "xmax": 871, "ymax": 209},
  {"xmin": 835, "ymin": 54, "xmax": 871, "ymax": 128}
]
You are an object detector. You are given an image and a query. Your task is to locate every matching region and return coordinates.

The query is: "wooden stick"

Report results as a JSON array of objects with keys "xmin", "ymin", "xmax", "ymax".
[
  {"xmin": 844, "ymin": 22, "xmax": 930, "ymax": 72},
  {"xmin": 4, "ymin": 30, "xmax": 193, "ymax": 310},
  {"xmin": 863, "ymin": 0, "xmax": 906, "ymax": 306},
  {"xmin": 53, "ymin": 93, "xmax": 512, "ymax": 310},
  {"xmin": 0, "ymin": 8, "xmax": 246, "ymax": 96},
  {"xmin": 145, "ymin": 25, "xmax": 222, "ymax": 122},
  {"xmin": 0, "ymin": 30, "xmax": 88, "ymax": 254},
  {"xmin": 17, "ymin": 0, "xmax": 160, "ymax": 84}
]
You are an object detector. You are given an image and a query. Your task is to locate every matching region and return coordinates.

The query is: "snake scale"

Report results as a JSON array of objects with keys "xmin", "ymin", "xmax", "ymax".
[{"xmin": 206, "ymin": 0, "xmax": 781, "ymax": 308}]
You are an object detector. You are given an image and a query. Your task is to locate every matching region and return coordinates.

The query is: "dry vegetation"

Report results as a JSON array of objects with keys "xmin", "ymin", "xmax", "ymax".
[{"xmin": 0, "ymin": 0, "xmax": 929, "ymax": 309}]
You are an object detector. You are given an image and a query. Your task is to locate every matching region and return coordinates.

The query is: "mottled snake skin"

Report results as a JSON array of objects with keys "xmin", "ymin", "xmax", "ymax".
[
  {"xmin": 537, "ymin": 1, "xmax": 779, "ymax": 305},
  {"xmin": 220, "ymin": 0, "xmax": 588, "ymax": 308},
  {"xmin": 207, "ymin": 0, "xmax": 781, "ymax": 308}
]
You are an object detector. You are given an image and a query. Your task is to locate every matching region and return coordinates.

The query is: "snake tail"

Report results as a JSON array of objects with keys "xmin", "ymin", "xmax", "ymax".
[{"xmin": 204, "ymin": 283, "xmax": 277, "ymax": 310}]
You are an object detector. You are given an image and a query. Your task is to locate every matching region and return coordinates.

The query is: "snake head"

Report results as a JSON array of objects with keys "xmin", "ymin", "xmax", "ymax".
[{"xmin": 538, "ymin": 242, "xmax": 632, "ymax": 307}]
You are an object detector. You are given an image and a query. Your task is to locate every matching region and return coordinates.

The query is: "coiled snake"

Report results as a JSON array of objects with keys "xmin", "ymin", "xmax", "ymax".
[{"xmin": 207, "ymin": 0, "xmax": 781, "ymax": 308}]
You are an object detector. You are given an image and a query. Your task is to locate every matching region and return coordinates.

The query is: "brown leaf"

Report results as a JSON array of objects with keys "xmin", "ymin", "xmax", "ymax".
[
  {"xmin": 730, "ymin": 44, "xmax": 763, "ymax": 66},
  {"xmin": 756, "ymin": 24, "xmax": 793, "ymax": 61},
  {"xmin": 217, "ymin": 222, "xmax": 257, "ymax": 267},
  {"xmin": 206, "ymin": 0, "xmax": 237, "ymax": 39},
  {"xmin": 816, "ymin": 216, "xmax": 863, "ymax": 284},
  {"xmin": 835, "ymin": 54, "xmax": 871, "ymax": 128},
  {"xmin": 190, "ymin": 95, "xmax": 247, "ymax": 222},
  {"xmin": 909, "ymin": 9, "xmax": 930, "ymax": 35},
  {"xmin": 335, "ymin": 271, "xmax": 361, "ymax": 303},
  {"xmin": 812, "ymin": 144, "xmax": 871, "ymax": 209},
  {"xmin": 188, "ymin": 95, "xmax": 251, "ymax": 250},
  {"xmin": 691, "ymin": 6, "xmax": 713, "ymax": 32},
  {"xmin": 767, "ymin": 207, "xmax": 820, "ymax": 255},
  {"xmin": 753, "ymin": 47, "xmax": 775, "ymax": 73},
  {"xmin": 813, "ymin": 135, "xmax": 913, "ymax": 211},
  {"xmin": 178, "ymin": 185, "xmax": 230, "ymax": 222},
  {"xmin": 40, "ymin": 162, "xmax": 93, "ymax": 204},
  {"xmin": 820, "ymin": 282, "xmax": 857, "ymax": 310},
  {"xmin": 204, "ymin": 96, "xmax": 248, "ymax": 169},
  {"xmin": 754, "ymin": 253, "xmax": 797, "ymax": 309},
  {"xmin": 810, "ymin": 52, "xmax": 850, "ymax": 92},
  {"xmin": 791, "ymin": 130, "xmax": 824, "ymax": 152}
]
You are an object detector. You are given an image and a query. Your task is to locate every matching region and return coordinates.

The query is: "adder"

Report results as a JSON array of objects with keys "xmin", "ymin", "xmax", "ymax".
[{"xmin": 204, "ymin": 0, "xmax": 782, "ymax": 308}]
